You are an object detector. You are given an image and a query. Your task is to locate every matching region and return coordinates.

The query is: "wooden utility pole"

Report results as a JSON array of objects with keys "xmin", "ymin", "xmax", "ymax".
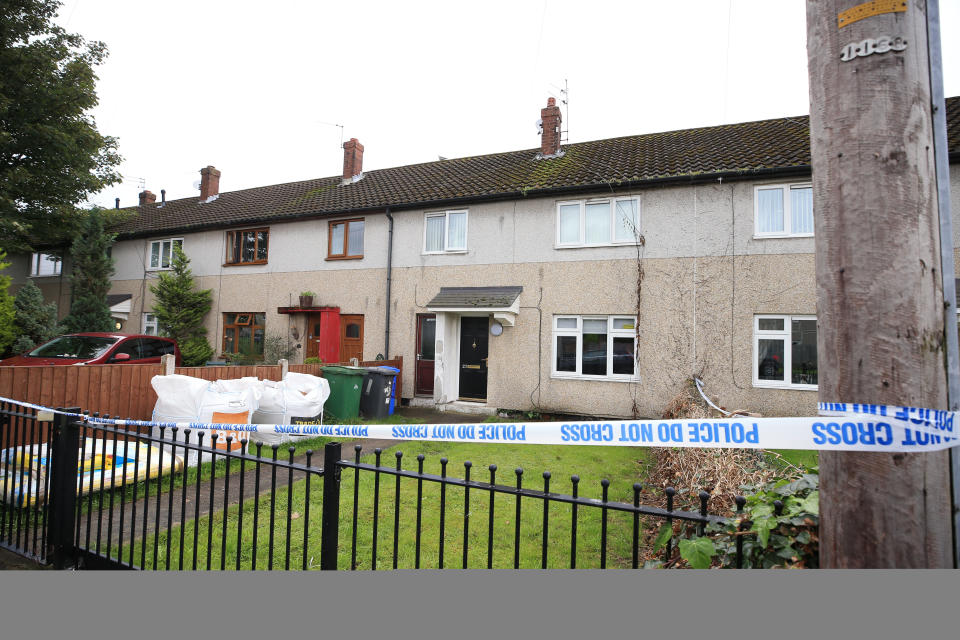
[{"xmin": 807, "ymin": 1, "xmax": 953, "ymax": 567}]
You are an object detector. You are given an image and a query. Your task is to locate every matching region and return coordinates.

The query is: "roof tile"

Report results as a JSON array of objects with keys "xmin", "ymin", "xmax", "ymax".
[{"xmin": 112, "ymin": 97, "xmax": 960, "ymax": 238}]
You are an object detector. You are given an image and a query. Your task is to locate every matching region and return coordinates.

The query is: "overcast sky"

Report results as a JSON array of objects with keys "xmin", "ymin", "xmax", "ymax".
[{"xmin": 56, "ymin": 0, "xmax": 960, "ymax": 209}]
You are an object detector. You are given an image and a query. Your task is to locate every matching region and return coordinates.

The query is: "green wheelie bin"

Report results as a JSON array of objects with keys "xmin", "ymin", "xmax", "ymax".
[{"xmin": 320, "ymin": 365, "xmax": 367, "ymax": 421}]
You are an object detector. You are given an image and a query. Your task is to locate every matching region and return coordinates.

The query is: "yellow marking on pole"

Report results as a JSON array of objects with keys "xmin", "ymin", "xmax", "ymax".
[{"xmin": 838, "ymin": 0, "xmax": 907, "ymax": 29}]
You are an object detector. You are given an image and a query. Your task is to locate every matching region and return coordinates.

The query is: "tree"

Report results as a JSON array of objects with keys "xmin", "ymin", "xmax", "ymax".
[
  {"xmin": 0, "ymin": 251, "xmax": 16, "ymax": 355},
  {"xmin": 12, "ymin": 279, "xmax": 60, "ymax": 353},
  {"xmin": 0, "ymin": 0, "xmax": 122, "ymax": 253},
  {"xmin": 62, "ymin": 209, "xmax": 115, "ymax": 333},
  {"xmin": 149, "ymin": 245, "xmax": 214, "ymax": 366}
]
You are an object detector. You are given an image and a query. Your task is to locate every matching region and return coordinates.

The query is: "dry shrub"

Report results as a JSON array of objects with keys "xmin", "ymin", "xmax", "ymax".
[{"xmin": 648, "ymin": 379, "xmax": 802, "ymax": 513}]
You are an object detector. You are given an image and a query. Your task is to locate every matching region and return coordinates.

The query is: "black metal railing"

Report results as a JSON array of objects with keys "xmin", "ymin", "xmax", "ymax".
[
  {"xmin": 0, "ymin": 401, "xmax": 55, "ymax": 564},
  {"xmin": 59, "ymin": 415, "xmax": 331, "ymax": 571},
  {"xmin": 339, "ymin": 445, "xmax": 737, "ymax": 570},
  {"xmin": 1, "ymin": 411, "xmax": 749, "ymax": 570}
]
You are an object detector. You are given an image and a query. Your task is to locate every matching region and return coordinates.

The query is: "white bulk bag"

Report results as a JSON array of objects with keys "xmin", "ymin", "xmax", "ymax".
[
  {"xmin": 247, "ymin": 373, "xmax": 330, "ymax": 448},
  {"xmin": 213, "ymin": 376, "xmax": 263, "ymax": 396},
  {"xmin": 151, "ymin": 374, "xmax": 260, "ymax": 467}
]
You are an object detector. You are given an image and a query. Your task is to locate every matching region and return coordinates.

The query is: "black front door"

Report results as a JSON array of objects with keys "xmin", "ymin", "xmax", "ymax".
[{"xmin": 459, "ymin": 317, "xmax": 488, "ymax": 401}]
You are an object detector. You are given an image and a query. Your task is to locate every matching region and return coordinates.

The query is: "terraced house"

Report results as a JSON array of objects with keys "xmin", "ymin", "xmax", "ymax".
[{"xmin": 9, "ymin": 97, "xmax": 960, "ymax": 419}]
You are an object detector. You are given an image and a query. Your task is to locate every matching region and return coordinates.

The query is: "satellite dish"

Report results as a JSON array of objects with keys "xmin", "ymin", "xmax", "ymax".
[
  {"xmin": 535, "ymin": 118, "xmax": 543, "ymax": 134},
  {"xmin": 193, "ymin": 180, "xmax": 201, "ymax": 190}
]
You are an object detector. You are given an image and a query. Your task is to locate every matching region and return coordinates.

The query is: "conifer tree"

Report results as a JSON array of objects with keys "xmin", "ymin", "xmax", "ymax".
[
  {"xmin": 149, "ymin": 245, "xmax": 214, "ymax": 366},
  {"xmin": 0, "ymin": 251, "xmax": 16, "ymax": 355},
  {"xmin": 12, "ymin": 280, "xmax": 60, "ymax": 353},
  {"xmin": 63, "ymin": 209, "xmax": 115, "ymax": 333}
]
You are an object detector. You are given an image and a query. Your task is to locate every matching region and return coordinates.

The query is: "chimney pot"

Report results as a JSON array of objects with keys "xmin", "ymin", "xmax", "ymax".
[
  {"xmin": 342, "ymin": 138, "xmax": 364, "ymax": 183},
  {"xmin": 115, "ymin": 197, "xmax": 120, "ymax": 209},
  {"xmin": 139, "ymin": 190, "xmax": 157, "ymax": 206},
  {"xmin": 539, "ymin": 98, "xmax": 563, "ymax": 157},
  {"xmin": 199, "ymin": 165, "xmax": 221, "ymax": 200},
  {"xmin": 161, "ymin": 189, "xmax": 166, "ymax": 203}
]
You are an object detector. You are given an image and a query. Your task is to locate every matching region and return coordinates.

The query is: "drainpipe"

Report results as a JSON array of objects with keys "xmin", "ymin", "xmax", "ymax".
[{"xmin": 384, "ymin": 208, "xmax": 393, "ymax": 357}]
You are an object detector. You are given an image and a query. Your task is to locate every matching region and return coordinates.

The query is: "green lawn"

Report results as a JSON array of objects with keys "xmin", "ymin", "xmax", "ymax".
[{"xmin": 123, "ymin": 441, "xmax": 668, "ymax": 570}]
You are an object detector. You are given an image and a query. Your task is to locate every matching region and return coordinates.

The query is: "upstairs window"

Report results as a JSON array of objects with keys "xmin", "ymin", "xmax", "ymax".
[
  {"xmin": 31, "ymin": 253, "xmax": 61, "ymax": 277},
  {"xmin": 424, "ymin": 210, "xmax": 468, "ymax": 253},
  {"xmin": 754, "ymin": 183, "xmax": 813, "ymax": 237},
  {"xmin": 226, "ymin": 228, "xmax": 269, "ymax": 265},
  {"xmin": 328, "ymin": 218, "xmax": 364, "ymax": 259},
  {"xmin": 149, "ymin": 238, "xmax": 183, "ymax": 270},
  {"xmin": 557, "ymin": 197, "xmax": 640, "ymax": 247}
]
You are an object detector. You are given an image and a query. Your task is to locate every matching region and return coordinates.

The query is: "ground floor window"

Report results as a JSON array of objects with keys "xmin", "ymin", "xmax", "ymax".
[
  {"xmin": 223, "ymin": 312, "xmax": 265, "ymax": 356},
  {"xmin": 143, "ymin": 313, "xmax": 159, "ymax": 336},
  {"xmin": 753, "ymin": 315, "xmax": 817, "ymax": 389},
  {"xmin": 31, "ymin": 252, "xmax": 61, "ymax": 276},
  {"xmin": 552, "ymin": 315, "xmax": 637, "ymax": 380}
]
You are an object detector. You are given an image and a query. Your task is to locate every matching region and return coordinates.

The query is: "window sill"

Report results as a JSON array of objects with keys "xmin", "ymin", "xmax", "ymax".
[
  {"xmin": 222, "ymin": 261, "xmax": 269, "ymax": 267},
  {"xmin": 752, "ymin": 234, "xmax": 814, "ymax": 240},
  {"xmin": 326, "ymin": 255, "xmax": 364, "ymax": 261},
  {"xmin": 29, "ymin": 274, "xmax": 61, "ymax": 278},
  {"xmin": 551, "ymin": 374, "xmax": 640, "ymax": 383},
  {"xmin": 753, "ymin": 382, "xmax": 818, "ymax": 391},
  {"xmin": 421, "ymin": 250, "xmax": 468, "ymax": 256},
  {"xmin": 555, "ymin": 242, "xmax": 639, "ymax": 249}
]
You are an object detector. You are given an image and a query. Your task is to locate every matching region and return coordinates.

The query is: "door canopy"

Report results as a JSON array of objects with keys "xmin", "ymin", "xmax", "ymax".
[{"xmin": 426, "ymin": 286, "xmax": 522, "ymax": 326}]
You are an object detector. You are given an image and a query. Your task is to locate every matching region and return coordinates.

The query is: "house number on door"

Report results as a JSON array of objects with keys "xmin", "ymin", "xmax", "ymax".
[{"xmin": 840, "ymin": 35, "xmax": 907, "ymax": 61}]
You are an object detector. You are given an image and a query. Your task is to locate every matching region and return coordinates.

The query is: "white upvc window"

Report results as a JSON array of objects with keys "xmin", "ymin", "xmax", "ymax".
[
  {"xmin": 143, "ymin": 313, "xmax": 159, "ymax": 336},
  {"xmin": 30, "ymin": 253, "xmax": 61, "ymax": 277},
  {"xmin": 552, "ymin": 315, "xmax": 638, "ymax": 381},
  {"xmin": 556, "ymin": 197, "xmax": 640, "ymax": 248},
  {"xmin": 423, "ymin": 210, "xmax": 468, "ymax": 253},
  {"xmin": 754, "ymin": 183, "xmax": 813, "ymax": 238},
  {"xmin": 753, "ymin": 315, "xmax": 818, "ymax": 390},
  {"xmin": 148, "ymin": 238, "xmax": 183, "ymax": 270}
]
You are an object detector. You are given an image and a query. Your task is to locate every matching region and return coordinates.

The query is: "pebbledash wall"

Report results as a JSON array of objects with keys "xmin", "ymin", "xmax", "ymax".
[
  {"xmin": 59, "ymin": 179, "xmax": 813, "ymax": 418},
  {"xmin": 9, "ymin": 164, "xmax": 958, "ymax": 419}
]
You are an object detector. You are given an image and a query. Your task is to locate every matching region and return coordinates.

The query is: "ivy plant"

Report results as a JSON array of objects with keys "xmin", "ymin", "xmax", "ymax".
[
  {"xmin": 651, "ymin": 472, "xmax": 819, "ymax": 569},
  {"xmin": 710, "ymin": 473, "xmax": 820, "ymax": 569}
]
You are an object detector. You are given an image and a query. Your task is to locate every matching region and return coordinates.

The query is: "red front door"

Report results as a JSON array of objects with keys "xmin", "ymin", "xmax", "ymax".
[
  {"xmin": 306, "ymin": 309, "xmax": 341, "ymax": 363},
  {"xmin": 415, "ymin": 314, "xmax": 436, "ymax": 396}
]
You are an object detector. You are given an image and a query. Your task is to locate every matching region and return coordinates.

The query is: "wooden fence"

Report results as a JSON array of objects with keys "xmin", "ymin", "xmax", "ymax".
[{"xmin": 0, "ymin": 357, "xmax": 402, "ymax": 446}]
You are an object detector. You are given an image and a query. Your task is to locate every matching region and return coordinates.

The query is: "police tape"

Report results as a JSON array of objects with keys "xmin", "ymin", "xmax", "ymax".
[{"xmin": 2, "ymin": 396, "xmax": 958, "ymax": 452}]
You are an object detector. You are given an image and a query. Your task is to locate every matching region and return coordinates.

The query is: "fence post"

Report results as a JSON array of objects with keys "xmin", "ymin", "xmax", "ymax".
[
  {"xmin": 320, "ymin": 442, "xmax": 342, "ymax": 570},
  {"xmin": 48, "ymin": 408, "xmax": 81, "ymax": 569},
  {"xmin": 161, "ymin": 354, "xmax": 176, "ymax": 376},
  {"xmin": 279, "ymin": 359, "xmax": 289, "ymax": 379}
]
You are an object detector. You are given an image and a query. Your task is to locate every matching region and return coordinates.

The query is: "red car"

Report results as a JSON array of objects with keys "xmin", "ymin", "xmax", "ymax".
[{"xmin": 0, "ymin": 333, "xmax": 182, "ymax": 367}]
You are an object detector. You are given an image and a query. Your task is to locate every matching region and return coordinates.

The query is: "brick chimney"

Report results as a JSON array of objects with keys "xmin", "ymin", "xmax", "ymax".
[
  {"xmin": 342, "ymin": 138, "xmax": 364, "ymax": 184},
  {"xmin": 199, "ymin": 165, "xmax": 221, "ymax": 200},
  {"xmin": 540, "ymin": 97, "xmax": 563, "ymax": 157},
  {"xmin": 139, "ymin": 190, "xmax": 156, "ymax": 205}
]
